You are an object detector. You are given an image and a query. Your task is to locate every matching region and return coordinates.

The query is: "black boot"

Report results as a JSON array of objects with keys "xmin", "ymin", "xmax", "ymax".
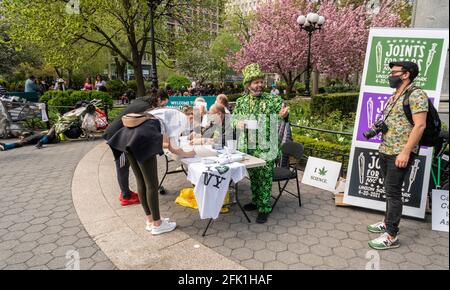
[
  {"xmin": 35, "ymin": 141, "xmax": 43, "ymax": 149},
  {"xmin": 243, "ymin": 203, "xmax": 257, "ymax": 211},
  {"xmin": 256, "ymin": 212, "xmax": 269, "ymax": 224}
]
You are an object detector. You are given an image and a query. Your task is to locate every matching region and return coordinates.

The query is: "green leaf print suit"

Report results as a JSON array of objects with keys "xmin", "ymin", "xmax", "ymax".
[{"xmin": 232, "ymin": 92, "xmax": 283, "ymax": 213}]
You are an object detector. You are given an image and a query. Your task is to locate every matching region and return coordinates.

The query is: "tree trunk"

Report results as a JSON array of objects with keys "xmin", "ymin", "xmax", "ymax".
[
  {"xmin": 54, "ymin": 67, "xmax": 63, "ymax": 78},
  {"xmin": 67, "ymin": 68, "xmax": 73, "ymax": 89},
  {"xmin": 312, "ymin": 70, "xmax": 319, "ymax": 96},
  {"xmin": 283, "ymin": 71, "xmax": 294, "ymax": 95},
  {"xmin": 114, "ymin": 57, "xmax": 126, "ymax": 81},
  {"xmin": 355, "ymin": 69, "xmax": 360, "ymax": 87},
  {"xmin": 132, "ymin": 54, "xmax": 146, "ymax": 97},
  {"xmin": 285, "ymin": 79, "xmax": 294, "ymax": 95}
]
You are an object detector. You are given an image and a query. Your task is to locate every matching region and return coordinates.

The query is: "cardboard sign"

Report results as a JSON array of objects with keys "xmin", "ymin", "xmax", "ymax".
[
  {"xmin": 302, "ymin": 157, "xmax": 342, "ymax": 192},
  {"xmin": 432, "ymin": 190, "xmax": 449, "ymax": 232}
]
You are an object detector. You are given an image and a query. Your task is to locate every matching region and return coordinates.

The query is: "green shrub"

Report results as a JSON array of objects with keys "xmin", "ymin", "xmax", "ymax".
[
  {"xmin": 280, "ymin": 93, "xmax": 297, "ymax": 100},
  {"xmin": 39, "ymin": 91, "xmax": 67, "ymax": 103},
  {"xmin": 127, "ymin": 80, "xmax": 138, "ymax": 92},
  {"xmin": 107, "ymin": 80, "xmax": 127, "ymax": 99},
  {"xmin": 166, "ymin": 74, "xmax": 191, "ymax": 91},
  {"xmin": 225, "ymin": 92, "xmax": 296, "ymax": 103},
  {"xmin": 227, "ymin": 93, "xmax": 241, "ymax": 102},
  {"xmin": 289, "ymin": 98, "xmax": 354, "ymax": 146},
  {"xmin": 0, "ymin": 79, "xmax": 8, "ymax": 88},
  {"xmin": 292, "ymin": 133, "xmax": 351, "ymax": 172},
  {"xmin": 7, "ymin": 81, "xmax": 24, "ymax": 92},
  {"xmin": 294, "ymin": 82, "xmax": 305, "ymax": 92},
  {"xmin": 323, "ymin": 84, "xmax": 359, "ymax": 94},
  {"xmin": 144, "ymin": 81, "xmax": 153, "ymax": 91},
  {"xmin": 45, "ymin": 91, "xmax": 112, "ymax": 114},
  {"xmin": 289, "ymin": 98, "xmax": 311, "ymax": 118},
  {"xmin": 108, "ymin": 107, "xmax": 125, "ymax": 122},
  {"xmin": 311, "ymin": 92, "xmax": 359, "ymax": 116}
]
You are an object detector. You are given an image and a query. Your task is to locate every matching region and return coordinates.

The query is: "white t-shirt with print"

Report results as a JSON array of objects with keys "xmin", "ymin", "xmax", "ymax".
[{"xmin": 187, "ymin": 162, "xmax": 247, "ymax": 219}]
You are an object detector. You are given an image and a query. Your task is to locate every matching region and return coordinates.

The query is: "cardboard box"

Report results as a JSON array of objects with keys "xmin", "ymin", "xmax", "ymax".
[{"xmin": 334, "ymin": 178, "xmax": 350, "ymax": 206}]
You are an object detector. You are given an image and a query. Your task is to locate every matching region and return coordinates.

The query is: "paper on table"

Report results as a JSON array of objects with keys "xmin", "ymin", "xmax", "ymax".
[
  {"xmin": 193, "ymin": 145, "xmax": 218, "ymax": 157},
  {"xmin": 217, "ymin": 149, "xmax": 246, "ymax": 156},
  {"xmin": 182, "ymin": 157, "xmax": 202, "ymax": 164},
  {"xmin": 217, "ymin": 155, "xmax": 243, "ymax": 165}
]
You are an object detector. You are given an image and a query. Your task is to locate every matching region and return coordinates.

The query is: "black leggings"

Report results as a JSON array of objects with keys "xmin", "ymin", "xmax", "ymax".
[
  {"xmin": 110, "ymin": 147, "xmax": 131, "ymax": 195},
  {"xmin": 126, "ymin": 151, "xmax": 160, "ymax": 221}
]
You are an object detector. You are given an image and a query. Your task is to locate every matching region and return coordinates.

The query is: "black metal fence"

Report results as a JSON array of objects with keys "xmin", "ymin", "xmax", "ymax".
[{"xmin": 290, "ymin": 124, "xmax": 352, "ymax": 177}]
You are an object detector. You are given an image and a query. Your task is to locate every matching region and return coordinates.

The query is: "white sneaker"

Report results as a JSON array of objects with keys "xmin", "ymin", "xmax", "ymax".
[
  {"xmin": 151, "ymin": 219, "xmax": 177, "ymax": 235},
  {"xmin": 145, "ymin": 218, "xmax": 170, "ymax": 232}
]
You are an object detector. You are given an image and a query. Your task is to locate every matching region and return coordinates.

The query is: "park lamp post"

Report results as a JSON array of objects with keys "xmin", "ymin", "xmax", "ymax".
[{"xmin": 296, "ymin": 13, "xmax": 325, "ymax": 97}]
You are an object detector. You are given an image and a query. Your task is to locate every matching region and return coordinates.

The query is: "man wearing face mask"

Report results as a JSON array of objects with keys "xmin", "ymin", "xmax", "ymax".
[
  {"xmin": 367, "ymin": 61, "xmax": 428, "ymax": 250},
  {"xmin": 232, "ymin": 64, "xmax": 289, "ymax": 223}
]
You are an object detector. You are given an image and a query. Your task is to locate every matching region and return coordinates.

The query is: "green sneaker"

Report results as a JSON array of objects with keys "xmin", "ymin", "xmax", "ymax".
[
  {"xmin": 367, "ymin": 221, "xmax": 386, "ymax": 233},
  {"xmin": 368, "ymin": 233, "xmax": 400, "ymax": 250}
]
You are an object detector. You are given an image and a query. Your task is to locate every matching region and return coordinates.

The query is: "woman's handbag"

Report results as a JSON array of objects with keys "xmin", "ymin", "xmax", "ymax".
[{"xmin": 121, "ymin": 113, "xmax": 153, "ymax": 128}]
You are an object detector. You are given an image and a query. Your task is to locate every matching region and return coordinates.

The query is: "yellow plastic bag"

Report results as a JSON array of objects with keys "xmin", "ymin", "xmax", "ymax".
[
  {"xmin": 175, "ymin": 188, "xmax": 198, "ymax": 209},
  {"xmin": 175, "ymin": 188, "xmax": 230, "ymax": 214},
  {"xmin": 221, "ymin": 191, "xmax": 230, "ymax": 214}
]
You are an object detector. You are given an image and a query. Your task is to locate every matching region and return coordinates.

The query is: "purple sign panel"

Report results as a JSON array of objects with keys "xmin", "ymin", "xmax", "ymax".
[
  {"xmin": 356, "ymin": 92, "xmax": 435, "ymax": 144},
  {"xmin": 356, "ymin": 92, "xmax": 390, "ymax": 143}
]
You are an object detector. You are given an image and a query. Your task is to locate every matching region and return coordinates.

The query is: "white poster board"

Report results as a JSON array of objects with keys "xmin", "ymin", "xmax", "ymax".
[
  {"xmin": 343, "ymin": 28, "xmax": 449, "ymax": 218},
  {"xmin": 432, "ymin": 190, "xmax": 449, "ymax": 232},
  {"xmin": 302, "ymin": 157, "xmax": 342, "ymax": 192}
]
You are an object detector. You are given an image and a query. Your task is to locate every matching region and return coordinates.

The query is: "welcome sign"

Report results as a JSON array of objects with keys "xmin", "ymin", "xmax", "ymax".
[
  {"xmin": 344, "ymin": 28, "xmax": 449, "ymax": 218},
  {"xmin": 166, "ymin": 96, "xmax": 217, "ymax": 110}
]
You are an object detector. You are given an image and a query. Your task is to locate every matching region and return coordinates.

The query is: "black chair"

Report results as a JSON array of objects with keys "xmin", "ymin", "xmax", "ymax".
[{"xmin": 271, "ymin": 141, "xmax": 304, "ymax": 211}]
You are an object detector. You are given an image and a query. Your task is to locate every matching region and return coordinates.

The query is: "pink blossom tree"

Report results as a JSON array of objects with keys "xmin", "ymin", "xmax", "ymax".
[{"xmin": 230, "ymin": 0, "xmax": 402, "ymax": 94}]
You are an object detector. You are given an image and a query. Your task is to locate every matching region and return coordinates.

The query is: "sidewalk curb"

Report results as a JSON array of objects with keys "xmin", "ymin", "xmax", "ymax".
[{"xmin": 72, "ymin": 142, "xmax": 244, "ymax": 270}]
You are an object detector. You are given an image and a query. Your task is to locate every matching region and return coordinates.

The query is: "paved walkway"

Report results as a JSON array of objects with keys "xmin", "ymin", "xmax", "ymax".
[
  {"xmin": 0, "ymin": 140, "xmax": 115, "ymax": 270},
  {"xmin": 74, "ymin": 143, "xmax": 448, "ymax": 270}
]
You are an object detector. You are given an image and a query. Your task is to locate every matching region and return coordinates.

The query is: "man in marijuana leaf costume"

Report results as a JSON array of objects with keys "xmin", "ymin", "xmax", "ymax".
[{"xmin": 232, "ymin": 64, "xmax": 289, "ymax": 223}]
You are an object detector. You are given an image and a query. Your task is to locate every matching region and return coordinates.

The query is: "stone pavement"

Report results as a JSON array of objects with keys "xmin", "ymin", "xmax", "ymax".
[
  {"xmin": 0, "ymin": 139, "xmax": 116, "ymax": 270},
  {"xmin": 75, "ymin": 143, "xmax": 449, "ymax": 270}
]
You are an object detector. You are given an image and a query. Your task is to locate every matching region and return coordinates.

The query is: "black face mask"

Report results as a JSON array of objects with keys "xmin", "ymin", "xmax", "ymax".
[{"xmin": 388, "ymin": 75, "xmax": 404, "ymax": 89}]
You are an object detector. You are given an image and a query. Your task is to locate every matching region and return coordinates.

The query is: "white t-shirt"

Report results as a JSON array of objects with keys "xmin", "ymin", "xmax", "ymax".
[
  {"xmin": 187, "ymin": 162, "xmax": 247, "ymax": 219},
  {"xmin": 95, "ymin": 80, "xmax": 107, "ymax": 90},
  {"xmin": 148, "ymin": 107, "xmax": 189, "ymax": 146}
]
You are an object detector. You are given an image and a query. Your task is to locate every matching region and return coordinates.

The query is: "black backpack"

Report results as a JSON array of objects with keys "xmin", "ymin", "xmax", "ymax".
[{"xmin": 403, "ymin": 85, "xmax": 441, "ymax": 147}]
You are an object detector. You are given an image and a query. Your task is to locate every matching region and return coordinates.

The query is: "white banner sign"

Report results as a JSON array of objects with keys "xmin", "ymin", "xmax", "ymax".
[
  {"xmin": 302, "ymin": 157, "xmax": 342, "ymax": 192},
  {"xmin": 343, "ymin": 28, "xmax": 449, "ymax": 218},
  {"xmin": 432, "ymin": 190, "xmax": 449, "ymax": 232}
]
